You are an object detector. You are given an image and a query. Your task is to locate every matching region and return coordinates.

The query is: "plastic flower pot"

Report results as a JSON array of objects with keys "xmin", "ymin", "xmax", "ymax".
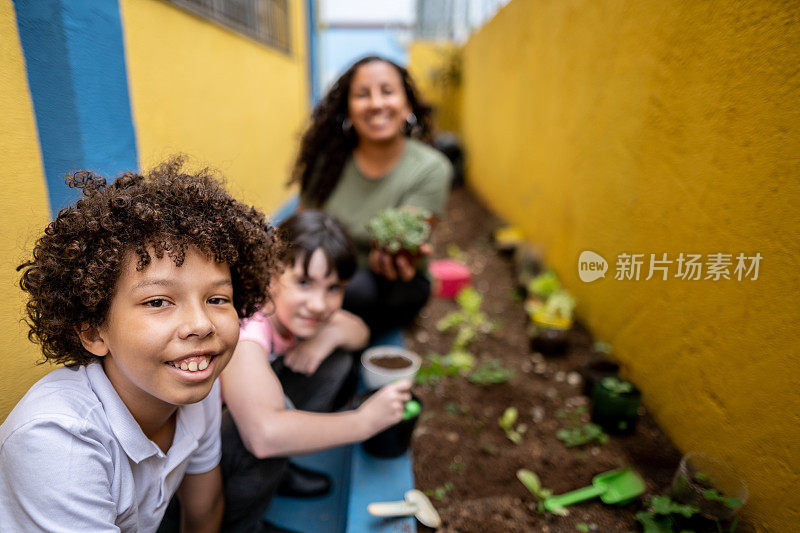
[
  {"xmin": 361, "ymin": 346, "xmax": 421, "ymax": 391},
  {"xmin": 590, "ymin": 379, "xmax": 641, "ymax": 434},
  {"xmin": 362, "ymin": 393, "xmax": 423, "ymax": 458},
  {"xmin": 580, "ymin": 358, "xmax": 621, "ymax": 397},
  {"xmin": 670, "ymin": 453, "xmax": 747, "ymax": 522},
  {"xmin": 492, "ymin": 226, "xmax": 525, "ymax": 255},
  {"xmin": 528, "ymin": 310, "xmax": 572, "ymax": 356},
  {"xmin": 428, "ymin": 258, "xmax": 472, "ymax": 299}
]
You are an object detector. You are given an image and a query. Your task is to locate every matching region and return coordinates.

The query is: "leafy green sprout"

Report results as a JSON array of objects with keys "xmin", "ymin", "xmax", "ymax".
[
  {"xmin": 702, "ymin": 489, "xmax": 743, "ymax": 510},
  {"xmin": 498, "ymin": 407, "xmax": 527, "ymax": 444},
  {"xmin": 635, "ymin": 495, "xmax": 701, "ymax": 533},
  {"xmin": 414, "ymin": 350, "xmax": 476, "ymax": 386},
  {"xmin": 555, "ymin": 406, "xmax": 609, "ymax": 448},
  {"xmin": 468, "ymin": 359, "xmax": 515, "ymax": 385},
  {"xmin": 600, "ymin": 376, "xmax": 634, "ymax": 396},
  {"xmin": 575, "ymin": 524, "xmax": 591, "ymax": 533},
  {"xmin": 527, "ymin": 270, "xmax": 561, "ymax": 299},
  {"xmin": 437, "ymin": 287, "xmax": 495, "ymax": 351},
  {"xmin": 366, "ymin": 207, "xmax": 431, "ymax": 254},
  {"xmin": 425, "ymin": 481, "xmax": 454, "ymax": 501},
  {"xmin": 516, "ymin": 469, "xmax": 568, "ymax": 516},
  {"xmin": 448, "ymin": 459, "xmax": 467, "ymax": 472}
]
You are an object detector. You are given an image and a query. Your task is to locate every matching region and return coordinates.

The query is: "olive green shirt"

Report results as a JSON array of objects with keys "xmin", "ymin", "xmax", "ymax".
[{"xmin": 310, "ymin": 138, "xmax": 453, "ymax": 267}]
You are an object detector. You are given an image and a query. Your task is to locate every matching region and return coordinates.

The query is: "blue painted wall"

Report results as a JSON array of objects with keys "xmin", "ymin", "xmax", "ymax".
[{"xmin": 13, "ymin": 0, "xmax": 138, "ymax": 216}]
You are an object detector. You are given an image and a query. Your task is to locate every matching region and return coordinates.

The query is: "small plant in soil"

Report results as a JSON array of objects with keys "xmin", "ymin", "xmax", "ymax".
[
  {"xmin": 447, "ymin": 243, "xmax": 468, "ymax": 262},
  {"xmin": 448, "ymin": 458, "xmax": 467, "ymax": 472},
  {"xmin": 516, "ymin": 469, "xmax": 568, "ymax": 516},
  {"xmin": 437, "ymin": 286, "xmax": 495, "ymax": 350},
  {"xmin": 468, "ymin": 358, "xmax": 515, "ymax": 385},
  {"xmin": 366, "ymin": 206, "xmax": 431, "ymax": 255},
  {"xmin": 601, "ymin": 376, "xmax": 634, "ymax": 396},
  {"xmin": 635, "ymin": 495, "xmax": 701, "ymax": 533},
  {"xmin": 498, "ymin": 407, "xmax": 527, "ymax": 444},
  {"xmin": 527, "ymin": 289, "xmax": 577, "ymax": 355},
  {"xmin": 556, "ymin": 406, "xmax": 609, "ymax": 448},
  {"xmin": 526, "ymin": 269, "xmax": 561, "ymax": 300},
  {"xmin": 425, "ymin": 481, "xmax": 454, "ymax": 501},
  {"xmin": 415, "ymin": 350, "xmax": 476, "ymax": 386}
]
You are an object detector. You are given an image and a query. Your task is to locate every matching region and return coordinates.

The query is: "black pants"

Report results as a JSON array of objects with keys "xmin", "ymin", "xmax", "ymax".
[
  {"xmin": 219, "ymin": 350, "xmax": 353, "ymax": 532},
  {"xmin": 342, "ymin": 268, "xmax": 431, "ymax": 342}
]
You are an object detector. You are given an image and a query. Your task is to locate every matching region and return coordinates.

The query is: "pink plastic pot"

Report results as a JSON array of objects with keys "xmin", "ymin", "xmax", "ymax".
[{"xmin": 428, "ymin": 259, "xmax": 471, "ymax": 299}]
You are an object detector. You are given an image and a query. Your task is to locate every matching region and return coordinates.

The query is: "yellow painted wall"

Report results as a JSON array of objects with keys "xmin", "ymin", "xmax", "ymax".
[
  {"xmin": 461, "ymin": 0, "xmax": 799, "ymax": 529},
  {"xmin": 120, "ymin": 0, "xmax": 308, "ymax": 212},
  {"xmin": 0, "ymin": 0, "xmax": 54, "ymax": 421},
  {"xmin": 407, "ymin": 41, "xmax": 462, "ymax": 133}
]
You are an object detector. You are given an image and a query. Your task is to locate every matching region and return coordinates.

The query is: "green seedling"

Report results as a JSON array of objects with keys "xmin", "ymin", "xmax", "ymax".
[
  {"xmin": 449, "ymin": 459, "xmax": 467, "ymax": 472},
  {"xmin": 424, "ymin": 481, "xmax": 454, "ymax": 501},
  {"xmin": 469, "ymin": 359, "xmax": 515, "ymax": 385},
  {"xmin": 516, "ymin": 469, "xmax": 568, "ymax": 516},
  {"xmin": 556, "ymin": 406, "xmax": 609, "ymax": 448},
  {"xmin": 575, "ymin": 524, "xmax": 591, "ymax": 533},
  {"xmin": 702, "ymin": 489, "xmax": 743, "ymax": 510},
  {"xmin": 366, "ymin": 206, "xmax": 431, "ymax": 254},
  {"xmin": 479, "ymin": 441, "xmax": 498, "ymax": 455},
  {"xmin": 600, "ymin": 376, "xmax": 634, "ymax": 396},
  {"xmin": 437, "ymin": 287, "xmax": 495, "ymax": 351},
  {"xmin": 414, "ymin": 350, "xmax": 476, "ymax": 386},
  {"xmin": 635, "ymin": 495, "xmax": 701, "ymax": 533},
  {"xmin": 498, "ymin": 407, "xmax": 527, "ymax": 444},
  {"xmin": 527, "ymin": 270, "xmax": 561, "ymax": 299},
  {"xmin": 593, "ymin": 340, "xmax": 612, "ymax": 355}
]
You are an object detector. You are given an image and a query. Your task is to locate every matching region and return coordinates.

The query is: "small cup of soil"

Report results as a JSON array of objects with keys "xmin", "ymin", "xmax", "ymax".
[
  {"xmin": 361, "ymin": 346, "xmax": 421, "ymax": 390},
  {"xmin": 580, "ymin": 357, "xmax": 621, "ymax": 397},
  {"xmin": 527, "ymin": 309, "xmax": 572, "ymax": 356},
  {"xmin": 670, "ymin": 453, "xmax": 747, "ymax": 522},
  {"xmin": 361, "ymin": 393, "xmax": 423, "ymax": 458}
]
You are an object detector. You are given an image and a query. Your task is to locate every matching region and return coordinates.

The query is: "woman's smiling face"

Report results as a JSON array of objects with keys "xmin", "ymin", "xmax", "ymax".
[
  {"xmin": 82, "ymin": 246, "xmax": 240, "ymax": 417},
  {"xmin": 347, "ymin": 60, "xmax": 412, "ymax": 145}
]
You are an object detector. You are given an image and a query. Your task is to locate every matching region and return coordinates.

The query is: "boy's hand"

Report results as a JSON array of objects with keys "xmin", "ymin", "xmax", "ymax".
[{"xmin": 357, "ymin": 379, "xmax": 413, "ymax": 436}]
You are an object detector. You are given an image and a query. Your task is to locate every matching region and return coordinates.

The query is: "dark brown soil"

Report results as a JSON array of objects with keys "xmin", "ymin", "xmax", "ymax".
[
  {"xmin": 370, "ymin": 355, "xmax": 415, "ymax": 369},
  {"xmin": 406, "ymin": 187, "xmax": 748, "ymax": 533}
]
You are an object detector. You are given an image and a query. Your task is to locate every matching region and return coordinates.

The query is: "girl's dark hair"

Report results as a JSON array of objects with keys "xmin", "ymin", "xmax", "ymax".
[
  {"xmin": 17, "ymin": 157, "xmax": 279, "ymax": 366},
  {"xmin": 277, "ymin": 210, "xmax": 357, "ymax": 281},
  {"xmin": 288, "ymin": 55, "xmax": 434, "ymax": 207}
]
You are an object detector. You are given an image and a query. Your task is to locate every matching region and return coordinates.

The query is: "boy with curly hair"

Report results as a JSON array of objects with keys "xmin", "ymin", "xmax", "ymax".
[{"xmin": 0, "ymin": 159, "xmax": 277, "ymax": 532}]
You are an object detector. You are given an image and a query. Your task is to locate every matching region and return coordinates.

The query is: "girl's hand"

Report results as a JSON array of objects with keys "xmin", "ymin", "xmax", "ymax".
[{"xmin": 357, "ymin": 379, "xmax": 413, "ymax": 436}]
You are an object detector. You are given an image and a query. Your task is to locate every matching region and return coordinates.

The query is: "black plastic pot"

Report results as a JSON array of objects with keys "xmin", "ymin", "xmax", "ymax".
[
  {"xmin": 580, "ymin": 358, "xmax": 621, "ymax": 397},
  {"xmin": 361, "ymin": 394, "xmax": 422, "ymax": 458},
  {"xmin": 529, "ymin": 325, "xmax": 570, "ymax": 355},
  {"xmin": 590, "ymin": 380, "xmax": 641, "ymax": 434}
]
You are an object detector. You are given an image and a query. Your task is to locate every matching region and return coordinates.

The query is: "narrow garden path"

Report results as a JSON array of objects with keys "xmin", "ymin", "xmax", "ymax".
[{"xmin": 406, "ymin": 186, "xmax": 719, "ymax": 532}]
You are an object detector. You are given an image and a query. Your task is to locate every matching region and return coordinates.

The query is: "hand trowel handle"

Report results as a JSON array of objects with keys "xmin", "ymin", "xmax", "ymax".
[
  {"xmin": 367, "ymin": 501, "xmax": 418, "ymax": 517},
  {"xmin": 544, "ymin": 484, "xmax": 606, "ymax": 511}
]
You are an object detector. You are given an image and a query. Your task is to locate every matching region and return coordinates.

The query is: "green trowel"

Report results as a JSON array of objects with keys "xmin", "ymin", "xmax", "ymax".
[{"xmin": 544, "ymin": 468, "xmax": 645, "ymax": 512}]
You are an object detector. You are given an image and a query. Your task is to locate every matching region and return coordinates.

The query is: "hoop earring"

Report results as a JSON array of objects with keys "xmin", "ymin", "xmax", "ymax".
[{"xmin": 342, "ymin": 118, "xmax": 352, "ymax": 133}]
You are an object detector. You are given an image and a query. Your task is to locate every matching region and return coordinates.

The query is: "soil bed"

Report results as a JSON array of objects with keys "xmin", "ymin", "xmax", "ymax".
[{"xmin": 405, "ymin": 187, "xmax": 743, "ymax": 532}]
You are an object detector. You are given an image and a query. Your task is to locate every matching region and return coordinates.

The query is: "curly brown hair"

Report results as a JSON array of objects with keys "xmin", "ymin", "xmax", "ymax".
[
  {"xmin": 288, "ymin": 56, "xmax": 434, "ymax": 207},
  {"xmin": 18, "ymin": 157, "xmax": 278, "ymax": 366}
]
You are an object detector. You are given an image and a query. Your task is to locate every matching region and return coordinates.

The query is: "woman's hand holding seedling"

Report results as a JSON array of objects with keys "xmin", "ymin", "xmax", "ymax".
[
  {"xmin": 369, "ymin": 242, "xmax": 434, "ymax": 281},
  {"xmin": 357, "ymin": 379, "xmax": 413, "ymax": 436}
]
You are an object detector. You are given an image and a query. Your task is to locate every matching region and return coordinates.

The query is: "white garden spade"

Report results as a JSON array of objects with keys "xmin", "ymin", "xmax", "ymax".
[{"xmin": 367, "ymin": 489, "xmax": 442, "ymax": 528}]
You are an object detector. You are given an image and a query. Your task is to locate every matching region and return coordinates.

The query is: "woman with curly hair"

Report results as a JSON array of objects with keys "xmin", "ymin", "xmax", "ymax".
[
  {"xmin": 290, "ymin": 55, "xmax": 453, "ymax": 339},
  {"xmin": 1, "ymin": 158, "xmax": 277, "ymax": 532}
]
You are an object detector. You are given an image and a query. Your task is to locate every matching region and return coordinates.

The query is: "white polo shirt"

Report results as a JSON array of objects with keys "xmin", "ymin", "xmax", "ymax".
[{"xmin": 0, "ymin": 361, "xmax": 221, "ymax": 532}]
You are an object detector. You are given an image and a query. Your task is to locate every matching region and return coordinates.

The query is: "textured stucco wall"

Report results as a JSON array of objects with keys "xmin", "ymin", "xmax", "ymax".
[
  {"xmin": 121, "ymin": 0, "xmax": 309, "ymax": 214},
  {"xmin": 0, "ymin": 0, "xmax": 53, "ymax": 421},
  {"xmin": 461, "ymin": 0, "xmax": 800, "ymax": 529}
]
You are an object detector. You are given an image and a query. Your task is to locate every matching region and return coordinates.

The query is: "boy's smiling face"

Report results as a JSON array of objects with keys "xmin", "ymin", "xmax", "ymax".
[{"xmin": 81, "ymin": 246, "xmax": 239, "ymax": 417}]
